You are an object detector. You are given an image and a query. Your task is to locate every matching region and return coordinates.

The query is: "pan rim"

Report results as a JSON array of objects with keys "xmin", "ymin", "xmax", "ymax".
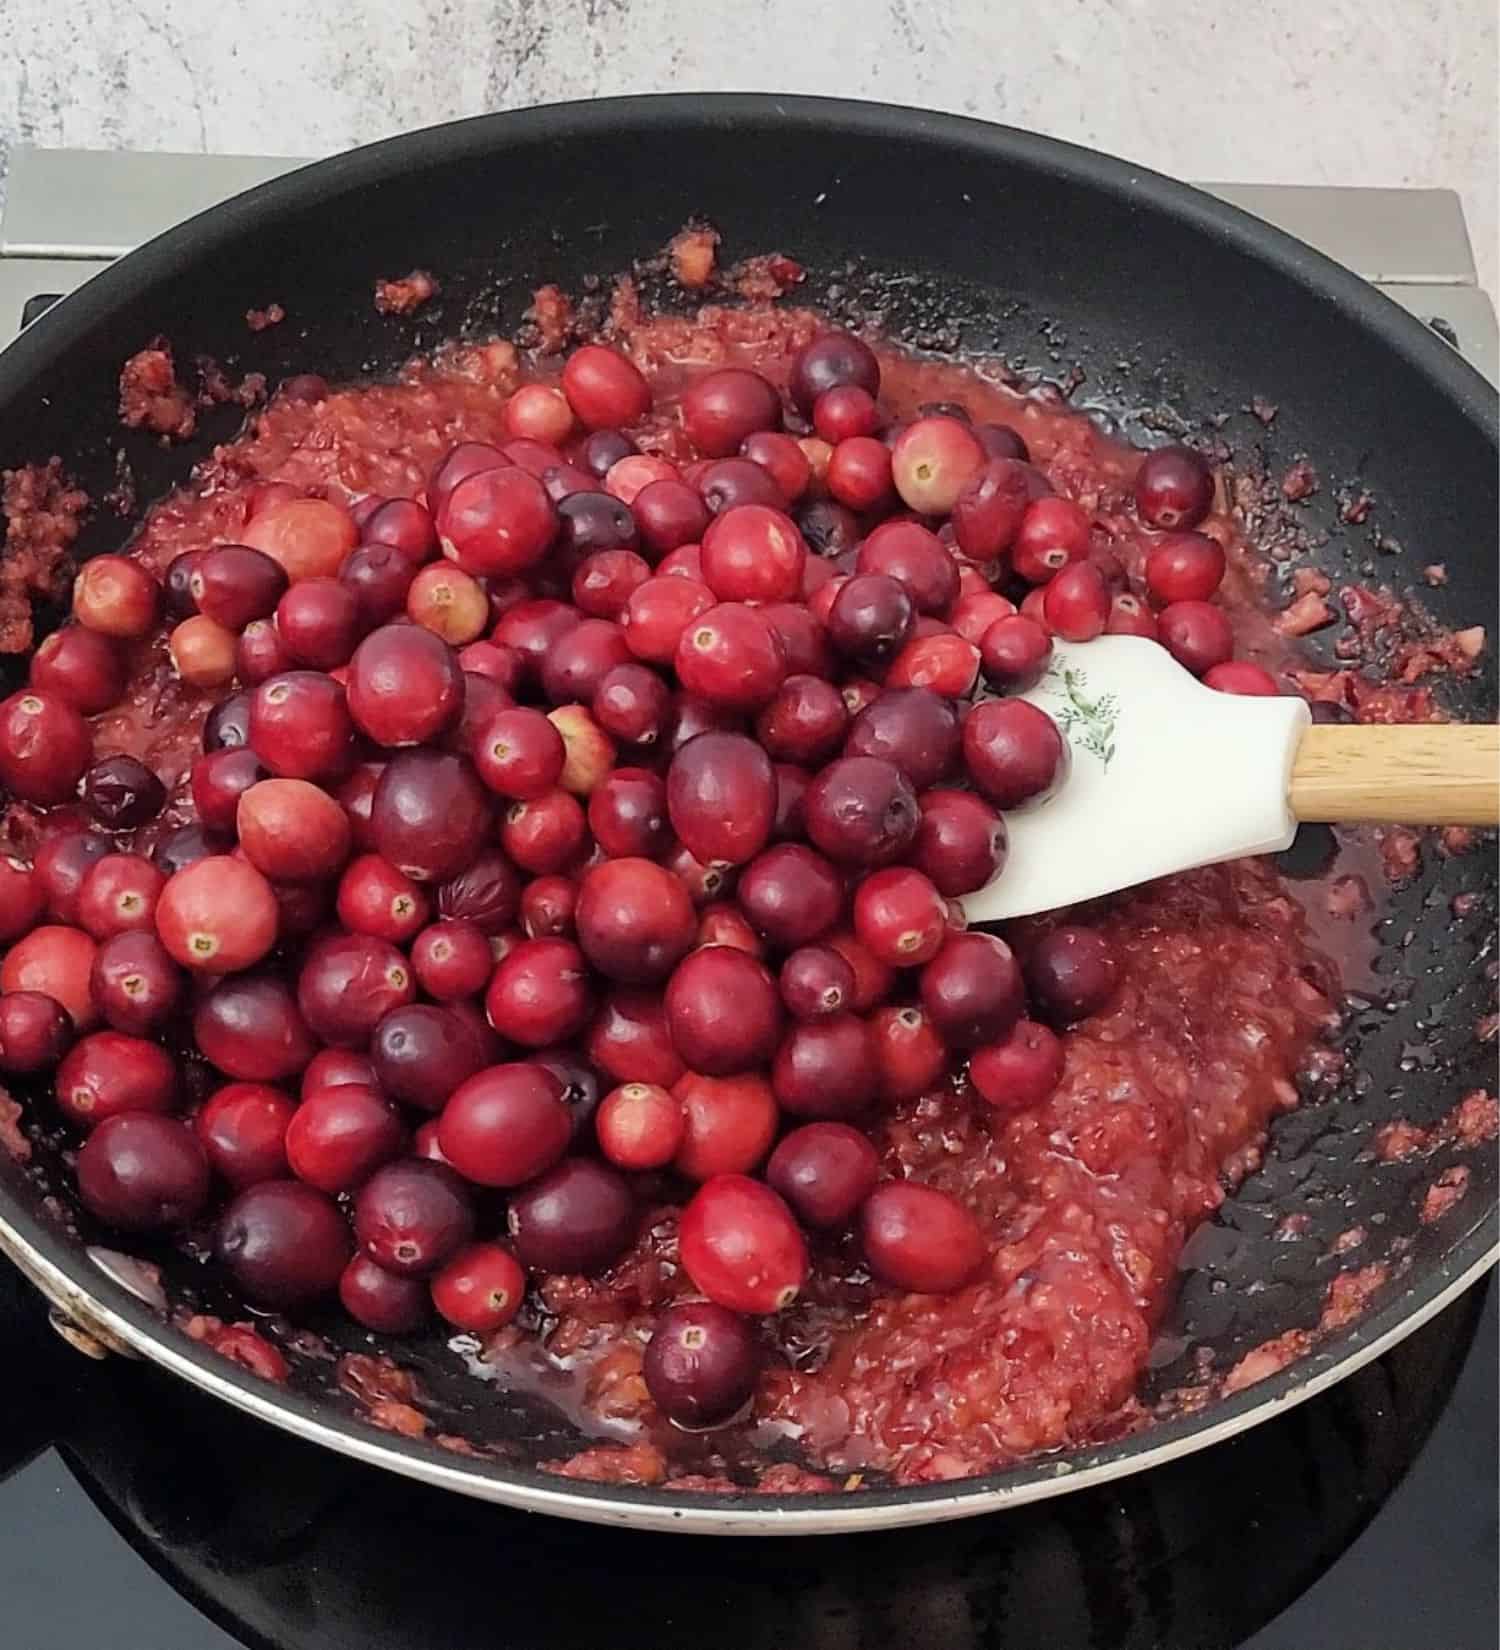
[{"xmin": 0, "ymin": 92, "xmax": 1494, "ymax": 1530}]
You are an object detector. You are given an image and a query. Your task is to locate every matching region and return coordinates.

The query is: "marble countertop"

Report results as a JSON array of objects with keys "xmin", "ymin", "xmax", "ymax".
[{"xmin": 0, "ymin": 0, "xmax": 1494, "ymax": 294}]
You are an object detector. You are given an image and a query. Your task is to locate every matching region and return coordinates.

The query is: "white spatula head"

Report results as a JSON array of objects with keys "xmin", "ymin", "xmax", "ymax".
[{"xmin": 962, "ymin": 637, "xmax": 1311, "ymax": 924}]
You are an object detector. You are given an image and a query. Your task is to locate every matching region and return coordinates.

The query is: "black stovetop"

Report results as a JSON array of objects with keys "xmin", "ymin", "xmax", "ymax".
[{"xmin": 0, "ymin": 1255, "xmax": 1493, "ymax": 1650}]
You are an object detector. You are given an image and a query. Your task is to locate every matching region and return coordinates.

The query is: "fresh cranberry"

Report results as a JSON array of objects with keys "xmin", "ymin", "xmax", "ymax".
[
  {"xmin": 813, "ymin": 384, "xmax": 880, "ymax": 443},
  {"xmin": 579, "ymin": 773, "xmax": 663, "ymax": 865},
  {"xmin": 737, "ymin": 844, "xmax": 844, "ymax": 949},
  {"xmin": 909, "ymin": 789, "xmax": 1005, "ymax": 898},
  {"xmin": 578, "ymin": 986, "xmax": 681, "ymax": 1091},
  {"xmin": 331, "ymin": 855, "xmax": 426, "ymax": 946},
  {"xmin": 339, "ymin": 1253, "xmax": 429, "ymax": 1333},
  {"xmin": 465, "ymin": 709, "xmax": 561, "ymax": 806},
  {"xmin": 156, "ymin": 857, "xmax": 278, "ymax": 973},
  {"xmin": 853, "ymin": 867, "xmax": 948, "ymax": 967},
  {"xmin": 248, "ymin": 671, "xmax": 355, "ymax": 782},
  {"xmin": 889, "ymin": 417, "xmax": 985, "ymax": 514},
  {"xmin": 29, "ymin": 626, "xmax": 124, "ymax": 714},
  {"xmin": 272, "ymin": 578, "xmax": 362, "ymax": 667},
  {"xmin": 1042, "ymin": 561, "xmax": 1109, "ymax": 642},
  {"xmin": 580, "ymin": 429, "xmax": 636, "ymax": 478},
  {"xmin": 499, "ymin": 380, "xmax": 572, "ymax": 444},
  {"xmin": 962, "ymin": 700, "xmax": 1067, "ymax": 809},
  {"xmin": 429, "ymin": 1241, "xmax": 526, "ymax": 1332},
  {"xmin": 35, "ymin": 831, "xmax": 111, "ymax": 924},
  {"xmin": 803, "ymin": 756, "xmax": 918, "ymax": 868},
  {"xmin": 860, "ymin": 1181, "xmax": 984, "ymax": 1293},
  {"xmin": 665, "ymin": 730, "xmax": 777, "ymax": 868},
  {"xmin": 670, "ymin": 1071, "xmax": 777, "ymax": 1183},
  {"xmin": 202, "ymin": 691, "xmax": 253, "ymax": 755},
  {"xmin": 950, "ymin": 458, "xmax": 1030, "ymax": 561},
  {"xmin": 696, "ymin": 509, "xmax": 805, "ymax": 609},
  {"xmin": 1105, "ymin": 593, "xmax": 1160, "ymax": 639},
  {"xmin": 1024, "ymin": 924, "xmax": 1120, "ymax": 1025},
  {"xmin": 695, "ymin": 902, "xmax": 762, "ymax": 957},
  {"xmin": 496, "ymin": 790, "xmax": 586, "ymax": 877},
  {"xmin": 162, "ymin": 551, "xmax": 202, "ymax": 618},
  {"xmin": 969, "ymin": 1018, "xmax": 1065, "ymax": 1112},
  {"xmin": 361, "ymin": 497, "xmax": 438, "ymax": 562},
  {"xmin": 753, "ymin": 675, "xmax": 846, "ymax": 768},
  {"xmin": 643, "ymin": 1299, "xmax": 759, "ymax": 1428},
  {"xmin": 868, "ymin": 1003, "xmax": 947, "ymax": 1101},
  {"xmin": 1011, "ymin": 497, "xmax": 1091, "ymax": 585},
  {"xmin": 75, "ymin": 853, "xmax": 164, "ymax": 941},
  {"xmin": 195, "ymin": 1082, "xmax": 296, "ymax": 1188},
  {"xmin": 696, "ymin": 457, "xmax": 785, "ymax": 516},
  {"xmin": 778, "ymin": 944, "xmax": 854, "ymax": 1021},
  {"xmin": 663, "ymin": 946, "xmax": 782, "ymax": 1077},
  {"xmin": 77, "ymin": 1112, "xmax": 208, "ymax": 1232},
  {"xmin": 339, "ymin": 541, "xmax": 418, "ymax": 629},
  {"xmin": 539, "ymin": 619, "xmax": 631, "ymax": 708},
  {"xmin": 1144, "ymin": 532, "xmax": 1225, "ymax": 604},
  {"xmin": 88, "ymin": 931, "xmax": 177, "ymax": 1036},
  {"xmin": 216, "ymin": 1180, "xmax": 352, "ymax": 1308},
  {"xmin": 0, "ymin": 690, "xmax": 91, "ymax": 804},
  {"xmin": 605, "ymin": 455, "xmax": 678, "ymax": 507},
  {"xmin": 298, "ymin": 931, "xmax": 415, "ymax": 1048},
  {"xmin": 920, "ymin": 932, "xmax": 1025, "ymax": 1048},
  {"xmin": 235, "ymin": 777, "xmax": 351, "ymax": 884},
  {"xmin": 743, "ymin": 432, "xmax": 812, "ymax": 502},
  {"xmin": 1205, "ymin": 659, "xmax": 1279, "ymax": 696},
  {"xmin": 766, "ymin": 1122, "xmax": 878, "ymax": 1229},
  {"xmin": 187, "ymin": 748, "xmax": 261, "ymax": 835},
  {"xmin": 437, "ymin": 466, "xmax": 557, "ymax": 579},
  {"xmin": 572, "ymin": 549, "xmax": 652, "ymax": 621},
  {"xmin": 561, "ymin": 346, "xmax": 651, "ymax": 430},
  {"xmin": 592, "ymin": 1081, "xmax": 681, "ymax": 1170},
  {"xmin": 884, "ymin": 633, "xmax": 981, "ymax": 697},
  {"xmin": 54, "ymin": 1029, "xmax": 176, "ymax": 1128},
  {"xmin": 503, "ymin": 438, "xmax": 566, "ymax": 480},
  {"xmin": 568, "ymin": 856, "xmax": 690, "ymax": 985},
  {"xmin": 1134, "ymin": 445, "xmax": 1215, "ymax": 530},
  {"xmin": 682, "ymin": 368, "xmax": 781, "ymax": 457},
  {"xmin": 790, "ymin": 332, "xmax": 880, "ymax": 411},
  {"xmin": 168, "ymin": 615, "xmax": 238, "ymax": 689},
  {"xmin": 367, "ymin": 1005, "xmax": 483, "ymax": 1112},
  {"xmin": 951, "ymin": 592, "xmax": 1018, "ymax": 647},
  {"xmin": 856, "ymin": 521, "xmax": 958, "ymax": 616},
  {"xmin": 555, "ymin": 491, "xmax": 640, "ymax": 566},
  {"xmin": 0, "ymin": 856, "xmax": 42, "ymax": 943},
  {"xmin": 978, "ymin": 614, "xmax": 1052, "ymax": 692},
  {"xmin": 0, "ymin": 926, "xmax": 98, "ymax": 1029},
  {"xmin": 506, "ymin": 1157, "xmax": 636, "ymax": 1274},
  {"xmin": 1158, "ymin": 600, "xmax": 1234, "ymax": 675},
  {"xmin": 617, "ymin": 577, "xmax": 714, "ymax": 671},
  {"xmin": 492, "ymin": 601, "xmax": 580, "ymax": 689},
  {"xmin": 543, "ymin": 706, "xmax": 612, "ymax": 797},
  {"xmin": 343, "ymin": 624, "xmax": 461, "ymax": 747},
  {"xmin": 631, "ymin": 479, "xmax": 710, "ymax": 559},
  {"xmin": 827, "ymin": 574, "xmax": 916, "ymax": 669},
  {"xmin": 285, "ymin": 1083, "xmax": 404, "ymax": 1194},
  {"xmin": 771, "ymin": 1013, "xmax": 876, "ymax": 1119},
  {"xmin": 194, "ymin": 974, "xmax": 314, "ymax": 1081},
  {"xmin": 679, "ymin": 1174, "xmax": 807, "ymax": 1313},
  {"xmin": 674, "ymin": 603, "xmax": 786, "ymax": 710},
  {"xmin": 844, "ymin": 688, "xmax": 960, "ymax": 792},
  {"xmin": 427, "ymin": 443, "xmax": 508, "ymax": 520},
  {"xmin": 666, "ymin": 694, "xmax": 744, "ymax": 756},
  {"xmin": 588, "ymin": 665, "xmax": 669, "ymax": 751},
  {"xmin": 433, "ymin": 1061, "xmax": 564, "ymax": 1187},
  {"xmin": 191, "ymin": 544, "xmax": 287, "ymax": 629},
  {"xmin": 369, "ymin": 750, "xmax": 490, "ymax": 883},
  {"xmin": 0, "ymin": 991, "xmax": 72, "ymax": 1073},
  {"xmin": 484, "ymin": 937, "xmax": 592, "ymax": 1048},
  {"xmin": 352, "ymin": 1158, "xmax": 474, "ymax": 1277},
  {"xmin": 405, "ymin": 920, "xmax": 487, "ymax": 1002}
]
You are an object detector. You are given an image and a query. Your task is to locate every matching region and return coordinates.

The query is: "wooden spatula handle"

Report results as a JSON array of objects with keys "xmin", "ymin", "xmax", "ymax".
[{"xmin": 1290, "ymin": 724, "xmax": 1500, "ymax": 825}]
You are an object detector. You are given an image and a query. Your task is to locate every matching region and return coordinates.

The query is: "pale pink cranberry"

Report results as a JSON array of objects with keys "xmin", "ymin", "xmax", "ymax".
[
  {"xmin": 826, "ymin": 436, "xmax": 896, "ymax": 512},
  {"xmin": 890, "ymin": 416, "xmax": 985, "ymax": 514},
  {"xmin": 504, "ymin": 383, "xmax": 574, "ymax": 444}
]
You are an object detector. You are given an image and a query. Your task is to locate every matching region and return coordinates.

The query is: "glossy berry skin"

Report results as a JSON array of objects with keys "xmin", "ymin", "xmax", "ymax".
[
  {"xmin": 1134, "ymin": 445, "xmax": 1215, "ymax": 530},
  {"xmin": 82, "ymin": 755, "xmax": 166, "ymax": 830},
  {"xmin": 683, "ymin": 368, "xmax": 782, "ymax": 457},
  {"xmin": 771, "ymin": 1013, "xmax": 877, "ymax": 1119},
  {"xmin": 216, "ymin": 1180, "xmax": 352, "ymax": 1309},
  {"xmin": 297, "ymin": 933, "xmax": 414, "ymax": 1048},
  {"xmin": 869, "ymin": 1003, "xmax": 948, "ymax": 1102},
  {"xmin": 804, "ymin": 757, "xmax": 919, "ymax": 868},
  {"xmin": 665, "ymin": 947, "xmax": 782, "ymax": 1076},
  {"xmin": 643, "ymin": 1300, "xmax": 759, "ymax": 1428},
  {"xmin": 75, "ymin": 853, "xmax": 164, "ymax": 940},
  {"xmin": 190, "ymin": 544, "xmax": 287, "ymax": 631},
  {"xmin": 194, "ymin": 975, "xmax": 315, "ymax": 1082},
  {"xmin": 353, "ymin": 1158, "xmax": 475, "ymax": 1277},
  {"xmin": 678, "ymin": 1174, "xmax": 808, "ymax": 1315},
  {"xmin": 594, "ymin": 1082, "xmax": 685, "ymax": 1171},
  {"xmin": 486, "ymin": 938, "xmax": 593, "ymax": 1048},
  {"xmin": 766, "ymin": 1122, "xmax": 879, "ymax": 1229},
  {"xmin": 1105, "ymin": 593, "xmax": 1159, "ymax": 640},
  {"xmin": 195, "ymin": 1082, "xmax": 296, "ymax": 1188},
  {"xmin": 1205, "ymin": 659, "xmax": 1279, "ymax": 696},
  {"xmin": 962, "ymin": 700, "xmax": 1067, "ymax": 810},
  {"xmin": 1158, "ymin": 600, "xmax": 1235, "ymax": 676},
  {"xmin": 890, "ymin": 417, "xmax": 986, "ymax": 515},
  {"xmin": 1010, "ymin": 496, "xmax": 1092, "ymax": 586},
  {"xmin": 790, "ymin": 331, "xmax": 881, "ymax": 411},
  {"xmin": 474, "ymin": 707, "xmax": 567, "ymax": 800},
  {"xmin": 920, "ymin": 931, "xmax": 1026, "ymax": 1049},
  {"xmin": 438, "ymin": 1062, "xmax": 572, "ymax": 1188},
  {"xmin": 672, "ymin": 1071, "xmax": 778, "ymax": 1181},
  {"xmin": 0, "ymin": 991, "xmax": 73, "ymax": 1073},
  {"xmin": 0, "ymin": 857, "xmax": 44, "ymax": 943},
  {"xmin": 575, "ymin": 857, "xmax": 695, "ymax": 984},
  {"xmin": 586, "ymin": 988, "xmax": 686, "ymax": 1090},
  {"xmin": 346, "ymin": 624, "xmax": 464, "ymax": 747},
  {"xmin": 1024, "ymin": 924, "xmax": 1120, "ymax": 1025},
  {"xmin": 236, "ymin": 778, "xmax": 351, "ymax": 884},
  {"xmin": 860, "ymin": 1181, "xmax": 985, "ymax": 1294},
  {"xmin": 1041, "ymin": 562, "xmax": 1109, "ymax": 642},
  {"xmin": 588, "ymin": 766, "xmax": 671, "ymax": 859},
  {"xmin": 506, "ymin": 1158, "xmax": 637, "ymax": 1275},
  {"xmin": 370, "ymin": 750, "xmax": 491, "ymax": 883},
  {"xmin": 285, "ymin": 1083, "xmax": 405, "ymax": 1195},
  {"xmin": 411, "ymin": 920, "xmax": 493, "ymax": 1001},
  {"xmin": 666, "ymin": 730, "xmax": 776, "ymax": 868},
  {"xmin": 755, "ymin": 675, "xmax": 848, "ymax": 767},
  {"xmin": 0, "ymin": 926, "xmax": 99, "ymax": 1030},
  {"xmin": 1144, "ymin": 532, "xmax": 1226, "ymax": 604},
  {"xmin": 29, "ymin": 626, "xmax": 126, "ymax": 714},
  {"xmin": 779, "ymin": 944, "xmax": 855, "ymax": 1021},
  {"xmin": 77, "ymin": 1113, "xmax": 209, "ymax": 1233},
  {"xmin": 0, "ymin": 690, "xmax": 92, "ymax": 804},
  {"xmin": 855, "ymin": 522, "xmax": 958, "ymax": 617},
  {"xmin": 336, "ymin": 855, "xmax": 429, "ymax": 944},
  {"xmin": 371, "ymin": 1004, "xmax": 487, "ymax": 1111},
  {"xmin": 561, "ymin": 346, "xmax": 651, "ymax": 430},
  {"xmin": 736, "ymin": 844, "xmax": 844, "ymax": 951},
  {"xmin": 340, "ymin": 1254, "xmax": 430, "ymax": 1334},
  {"xmin": 437, "ymin": 466, "xmax": 558, "ymax": 579},
  {"xmin": 155, "ymin": 857, "xmax": 278, "ymax": 974},
  {"xmin": 674, "ymin": 603, "xmax": 786, "ymax": 711},
  {"xmin": 845, "ymin": 689, "xmax": 960, "ymax": 792},
  {"xmin": 853, "ymin": 867, "xmax": 948, "ymax": 966},
  {"xmin": 951, "ymin": 458, "xmax": 1032, "ymax": 560},
  {"xmin": 979, "ymin": 614, "xmax": 1052, "ymax": 693},
  {"xmin": 430, "ymin": 1242, "xmax": 526, "ymax": 1332},
  {"xmin": 970, "ymin": 1019, "xmax": 1066, "ymax": 1112},
  {"xmin": 910, "ymin": 789, "xmax": 1008, "ymax": 897},
  {"xmin": 699, "ymin": 506, "xmax": 805, "ymax": 603},
  {"xmin": 248, "ymin": 671, "xmax": 355, "ymax": 782}
]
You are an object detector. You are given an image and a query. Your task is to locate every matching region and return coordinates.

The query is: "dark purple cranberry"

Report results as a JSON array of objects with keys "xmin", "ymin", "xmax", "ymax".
[
  {"xmin": 845, "ymin": 688, "xmax": 960, "ymax": 791},
  {"xmin": 80, "ymin": 756, "xmax": 166, "ymax": 829},
  {"xmin": 920, "ymin": 932, "xmax": 1025, "ymax": 1049},
  {"xmin": 506, "ymin": 1158, "xmax": 636, "ymax": 1275},
  {"xmin": 151, "ymin": 824, "xmax": 228, "ymax": 878},
  {"xmin": 642, "ymin": 1300, "xmax": 759, "ymax": 1427},
  {"xmin": 557, "ymin": 491, "xmax": 640, "ymax": 558},
  {"xmin": 369, "ymin": 1004, "xmax": 487, "ymax": 1111},
  {"xmin": 339, "ymin": 1254, "xmax": 430, "ymax": 1333},
  {"xmin": 789, "ymin": 331, "xmax": 881, "ymax": 412},
  {"xmin": 766, "ymin": 1121, "xmax": 879, "ymax": 1228},
  {"xmin": 794, "ymin": 498, "xmax": 861, "ymax": 559},
  {"xmin": 581, "ymin": 429, "xmax": 636, "ymax": 478},
  {"xmin": 531, "ymin": 1047, "xmax": 605, "ymax": 1142},
  {"xmin": 353, "ymin": 1158, "xmax": 475, "ymax": 1277},
  {"xmin": 339, "ymin": 541, "xmax": 418, "ymax": 628},
  {"xmin": 163, "ymin": 552, "xmax": 202, "ymax": 618},
  {"xmin": 803, "ymin": 757, "xmax": 919, "ymax": 868},
  {"xmin": 77, "ymin": 1113, "xmax": 209, "ymax": 1232},
  {"xmin": 216, "ymin": 1180, "xmax": 352, "ymax": 1308},
  {"xmin": 202, "ymin": 692, "xmax": 253, "ymax": 753},
  {"xmin": 1134, "ymin": 445, "xmax": 1215, "ymax": 531},
  {"xmin": 973, "ymin": 423, "xmax": 1030, "ymax": 461},
  {"xmin": 826, "ymin": 574, "xmax": 915, "ymax": 667},
  {"xmin": 697, "ymin": 458, "xmax": 784, "ymax": 516},
  {"xmin": 370, "ymin": 750, "xmax": 491, "ymax": 883},
  {"xmin": 1024, "ymin": 925, "xmax": 1120, "ymax": 1025}
]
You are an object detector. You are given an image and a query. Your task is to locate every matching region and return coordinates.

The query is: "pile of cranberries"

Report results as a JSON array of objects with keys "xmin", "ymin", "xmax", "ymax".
[{"xmin": 0, "ymin": 325, "xmax": 1268, "ymax": 1430}]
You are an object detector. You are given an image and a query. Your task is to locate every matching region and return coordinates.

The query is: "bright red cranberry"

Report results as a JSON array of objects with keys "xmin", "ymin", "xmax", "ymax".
[
  {"xmin": 910, "ymin": 789, "xmax": 1006, "ymax": 898},
  {"xmin": 29, "ymin": 625, "xmax": 124, "ymax": 714},
  {"xmin": 790, "ymin": 332, "xmax": 880, "ymax": 411},
  {"xmin": 469, "ymin": 706, "xmax": 563, "ymax": 802},
  {"xmin": 1134, "ymin": 445, "xmax": 1215, "ymax": 530},
  {"xmin": 75, "ymin": 854, "xmax": 164, "ymax": 941},
  {"xmin": 435, "ymin": 1061, "xmax": 567, "ymax": 1188},
  {"xmin": 890, "ymin": 417, "xmax": 985, "ymax": 514},
  {"xmin": 1025, "ymin": 924, "xmax": 1120, "ymax": 1026},
  {"xmin": 742, "ymin": 432, "xmax": 812, "ymax": 503},
  {"xmin": 766, "ymin": 1122, "xmax": 878, "ymax": 1229},
  {"xmin": 89, "ymin": 929, "xmax": 181, "ymax": 1034},
  {"xmin": 344, "ymin": 624, "xmax": 462, "ymax": 747},
  {"xmin": 485, "ymin": 937, "xmax": 592, "ymax": 1047},
  {"xmin": 619, "ymin": 576, "xmax": 712, "ymax": 666},
  {"xmin": 1158, "ymin": 600, "xmax": 1234, "ymax": 675},
  {"xmin": 248, "ymin": 671, "xmax": 354, "ymax": 781},
  {"xmin": 666, "ymin": 730, "xmax": 777, "ymax": 868},
  {"xmin": 856, "ymin": 521, "xmax": 958, "ymax": 616},
  {"xmin": 814, "ymin": 384, "xmax": 880, "ymax": 443},
  {"xmin": 339, "ymin": 1253, "xmax": 429, "ymax": 1333},
  {"xmin": 679, "ymin": 1174, "xmax": 807, "ymax": 1313},
  {"xmin": 217, "ymin": 1180, "xmax": 352, "ymax": 1308},
  {"xmin": 682, "ymin": 368, "xmax": 781, "ymax": 457},
  {"xmin": 1205, "ymin": 659, "xmax": 1279, "ymax": 696},
  {"xmin": 580, "ymin": 773, "xmax": 662, "ymax": 865},
  {"xmin": 664, "ymin": 947, "xmax": 782, "ymax": 1076},
  {"xmin": 674, "ymin": 603, "xmax": 786, "ymax": 710},
  {"xmin": 589, "ymin": 664, "xmax": 669, "ymax": 751},
  {"xmin": 506, "ymin": 1157, "xmax": 636, "ymax": 1275},
  {"xmin": 753, "ymin": 675, "xmax": 847, "ymax": 767},
  {"xmin": 0, "ymin": 856, "xmax": 42, "ymax": 944},
  {"xmin": 54, "ymin": 1029, "xmax": 175, "ymax": 1128},
  {"xmin": 35, "ymin": 831, "xmax": 110, "ymax": 925},
  {"xmin": 429, "ymin": 1241, "xmax": 526, "ymax": 1332},
  {"xmin": 273, "ymin": 578, "xmax": 361, "ymax": 668},
  {"xmin": 339, "ymin": 541, "xmax": 418, "ymax": 629},
  {"xmin": 920, "ymin": 932, "xmax": 1025, "ymax": 1049},
  {"xmin": 191, "ymin": 544, "xmax": 287, "ymax": 630},
  {"xmin": 195, "ymin": 1083, "xmax": 296, "ymax": 1188},
  {"xmin": 696, "ymin": 457, "xmax": 785, "ymax": 516},
  {"xmin": 962, "ymin": 700, "xmax": 1067, "ymax": 809},
  {"xmin": 370, "ymin": 750, "xmax": 490, "ymax": 883},
  {"xmin": 286, "ymin": 1083, "xmax": 404, "ymax": 1194},
  {"xmin": 0, "ymin": 690, "xmax": 91, "ymax": 804},
  {"xmin": 969, "ymin": 1018, "xmax": 1065, "ymax": 1112},
  {"xmin": 853, "ymin": 867, "xmax": 948, "ymax": 967},
  {"xmin": 236, "ymin": 778, "xmax": 351, "ymax": 884},
  {"xmin": 979, "ymin": 614, "xmax": 1052, "ymax": 692},
  {"xmin": 1, "ymin": 926, "xmax": 97, "ymax": 1029},
  {"xmin": 699, "ymin": 506, "xmax": 805, "ymax": 605},
  {"xmin": 884, "ymin": 633, "xmax": 981, "ymax": 697},
  {"xmin": 643, "ymin": 1299, "xmax": 758, "ymax": 1428},
  {"xmin": 572, "ymin": 549, "xmax": 652, "ymax": 620},
  {"xmin": 296, "ymin": 1046, "xmax": 374, "ymax": 1096},
  {"xmin": 363, "ymin": 496, "xmax": 439, "ymax": 562},
  {"xmin": 427, "ymin": 442, "xmax": 508, "ymax": 519},
  {"xmin": 582, "ymin": 989, "xmax": 681, "ymax": 1092},
  {"xmin": 1106, "ymin": 593, "xmax": 1159, "ymax": 639},
  {"xmin": 591, "ymin": 1081, "xmax": 681, "ymax": 1171},
  {"xmin": 77, "ymin": 1112, "xmax": 208, "ymax": 1232},
  {"xmin": 352, "ymin": 1158, "xmax": 474, "ymax": 1277},
  {"xmin": 80, "ymin": 755, "xmax": 167, "ymax": 832},
  {"xmin": 844, "ymin": 688, "xmax": 960, "ymax": 792},
  {"xmin": 771, "ymin": 1013, "xmax": 876, "ymax": 1119},
  {"xmin": 1042, "ymin": 561, "xmax": 1109, "ymax": 642},
  {"xmin": 868, "ymin": 1003, "xmax": 947, "ymax": 1100},
  {"xmin": 950, "ymin": 458, "xmax": 1031, "ymax": 561},
  {"xmin": 437, "ymin": 466, "xmax": 557, "ymax": 579},
  {"xmin": 737, "ymin": 844, "xmax": 843, "ymax": 950},
  {"xmin": 803, "ymin": 756, "xmax": 918, "ymax": 868},
  {"xmin": 1011, "ymin": 497, "xmax": 1091, "ymax": 585},
  {"xmin": 405, "ymin": 921, "xmax": 486, "ymax": 1003},
  {"xmin": 0, "ymin": 991, "xmax": 72, "ymax": 1073},
  {"xmin": 860, "ymin": 1181, "xmax": 984, "ymax": 1293},
  {"xmin": 497, "ymin": 791, "xmax": 587, "ymax": 877},
  {"xmin": 162, "ymin": 551, "xmax": 202, "ymax": 617},
  {"xmin": 1145, "ymin": 532, "xmax": 1225, "ymax": 604},
  {"xmin": 492, "ymin": 601, "xmax": 580, "ymax": 690},
  {"xmin": 561, "ymin": 346, "xmax": 651, "ymax": 430},
  {"xmin": 332, "ymin": 855, "xmax": 426, "ymax": 945},
  {"xmin": 951, "ymin": 592, "xmax": 1017, "ymax": 647},
  {"xmin": 194, "ymin": 973, "xmax": 314, "ymax": 1081},
  {"xmin": 778, "ymin": 944, "xmax": 855, "ymax": 1021},
  {"xmin": 500, "ymin": 380, "xmax": 573, "ymax": 444},
  {"xmin": 631, "ymin": 479, "xmax": 710, "ymax": 559},
  {"xmin": 156, "ymin": 857, "xmax": 277, "ymax": 973},
  {"xmin": 298, "ymin": 932, "xmax": 415, "ymax": 1047}
]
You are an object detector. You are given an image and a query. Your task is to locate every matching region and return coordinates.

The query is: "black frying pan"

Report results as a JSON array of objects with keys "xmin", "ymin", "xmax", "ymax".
[{"xmin": 0, "ymin": 95, "xmax": 1494, "ymax": 1533}]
